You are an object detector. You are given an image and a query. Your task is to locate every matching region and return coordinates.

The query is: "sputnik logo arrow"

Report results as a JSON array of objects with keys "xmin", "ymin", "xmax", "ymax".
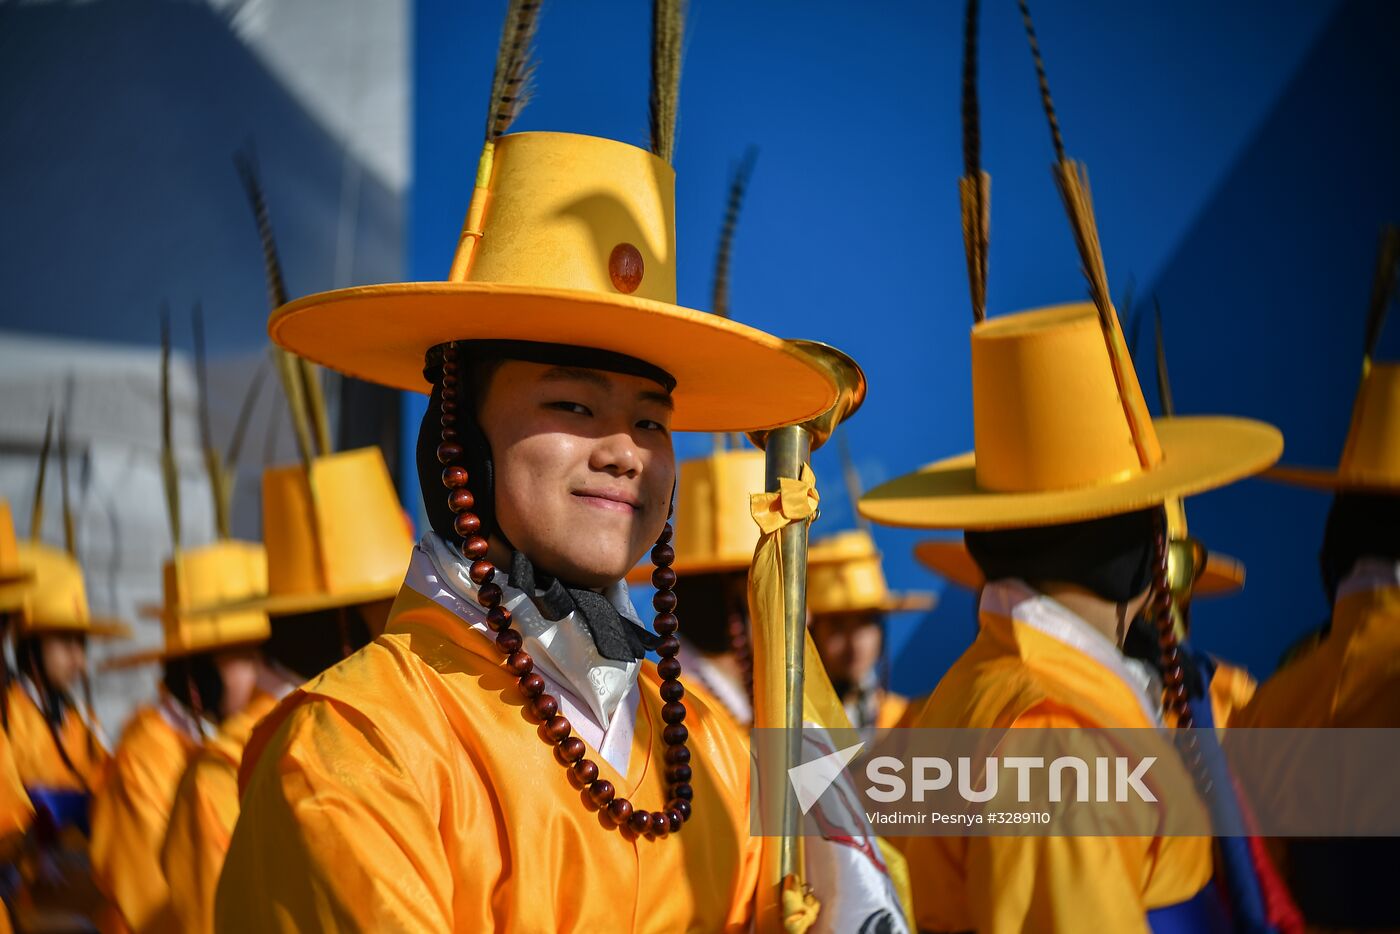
[{"xmin": 788, "ymin": 741, "xmax": 865, "ymax": 815}]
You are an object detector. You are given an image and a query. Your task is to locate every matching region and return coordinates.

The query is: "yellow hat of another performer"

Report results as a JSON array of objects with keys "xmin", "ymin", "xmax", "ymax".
[
  {"xmin": 0, "ymin": 501, "xmax": 33, "ymax": 587},
  {"xmin": 245, "ymin": 447, "xmax": 412, "ymax": 617},
  {"xmin": 859, "ymin": 2, "xmax": 1280, "ymax": 530},
  {"xmin": 1268, "ymin": 228, "xmax": 1400, "ymax": 492},
  {"xmin": 628, "ymin": 448, "xmax": 767, "ymax": 584},
  {"xmin": 860, "ymin": 303, "xmax": 1281, "ymax": 530},
  {"xmin": 1269, "ymin": 363, "xmax": 1400, "ymax": 492},
  {"xmin": 807, "ymin": 529, "xmax": 935, "ymax": 616},
  {"xmin": 7, "ymin": 543, "xmax": 130, "ymax": 639},
  {"xmin": 914, "ymin": 526, "xmax": 1244, "ymax": 598},
  {"xmin": 106, "ymin": 540, "xmax": 270, "ymax": 669},
  {"xmin": 260, "ymin": 4, "xmax": 835, "ymax": 433}
]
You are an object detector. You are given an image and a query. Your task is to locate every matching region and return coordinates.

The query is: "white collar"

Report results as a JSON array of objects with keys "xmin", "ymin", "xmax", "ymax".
[
  {"xmin": 1338, "ymin": 558, "xmax": 1400, "ymax": 600},
  {"xmin": 157, "ymin": 689, "xmax": 213, "ymax": 742},
  {"xmin": 416, "ymin": 534, "xmax": 642, "ymax": 729},
  {"xmin": 982, "ymin": 579, "xmax": 1163, "ymax": 726},
  {"xmin": 678, "ymin": 636, "xmax": 752, "ymax": 726}
]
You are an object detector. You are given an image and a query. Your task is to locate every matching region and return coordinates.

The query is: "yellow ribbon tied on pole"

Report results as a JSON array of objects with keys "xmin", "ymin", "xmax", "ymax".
[{"xmin": 750, "ymin": 463, "xmax": 916, "ymax": 934}]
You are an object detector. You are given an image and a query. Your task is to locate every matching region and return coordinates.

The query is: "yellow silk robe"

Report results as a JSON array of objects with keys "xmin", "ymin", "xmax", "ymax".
[
  {"xmin": 215, "ymin": 588, "xmax": 760, "ymax": 932},
  {"xmin": 0, "ymin": 728, "xmax": 33, "ymax": 842},
  {"xmin": 876, "ymin": 690, "xmax": 911, "ymax": 730},
  {"xmin": 1234, "ymin": 581, "xmax": 1400, "ymax": 729},
  {"xmin": 161, "ymin": 692, "xmax": 276, "ymax": 934},
  {"xmin": 894, "ymin": 608, "xmax": 1213, "ymax": 934},
  {"xmin": 5, "ymin": 683, "xmax": 106, "ymax": 793},
  {"xmin": 89, "ymin": 704, "xmax": 199, "ymax": 933},
  {"xmin": 1208, "ymin": 661, "xmax": 1257, "ymax": 728}
]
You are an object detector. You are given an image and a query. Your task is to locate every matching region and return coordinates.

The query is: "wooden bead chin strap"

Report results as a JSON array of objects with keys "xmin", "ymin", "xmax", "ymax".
[
  {"xmin": 1150, "ymin": 516, "xmax": 1212, "ymax": 796},
  {"xmin": 435, "ymin": 342, "xmax": 693, "ymax": 839}
]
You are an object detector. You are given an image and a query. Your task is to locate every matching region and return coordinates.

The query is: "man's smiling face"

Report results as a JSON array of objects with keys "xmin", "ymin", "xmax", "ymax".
[{"xmin": 479, "ymin": 360, "xmax": 676, "ymax": 589}]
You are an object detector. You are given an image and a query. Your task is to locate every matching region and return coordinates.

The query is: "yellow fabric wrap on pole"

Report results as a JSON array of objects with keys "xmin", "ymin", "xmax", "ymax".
[{"xmin": 749, "ymin": 465, "xmax": 915, "ymax": 933}]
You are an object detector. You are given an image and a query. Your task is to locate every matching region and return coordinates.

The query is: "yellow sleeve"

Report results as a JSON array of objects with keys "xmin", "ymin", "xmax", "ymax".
[
  {"xmin": 90, "ymin": 749, "xmax": 180, "ymax": 932},
  {"xmin": 965, "ymin": 704, "xmax": 1151, "ymax": 934},
  {"xmin": 0, "ymin": 732, "xmax": 32, "ymax": 845},
  {"xmin": 161, "ymin": 756, "xmax": 239, "ymax": 934},
  {"xmin": 213, "ymin": 697, "xmax": 454, "ymax": 933}
]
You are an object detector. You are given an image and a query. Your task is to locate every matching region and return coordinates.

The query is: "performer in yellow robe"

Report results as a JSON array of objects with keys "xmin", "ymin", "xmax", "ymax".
[
  {"xmin": 91, "ymin": 535, "xmax": 271, "ymax": 934},
  {"xmin": 806, "ymin": 529, "xmax": 934, "ymax": 733},
  {"xmin": 1239, "ymin": 225, "xmax": 1400, "ymax": 731},
  {"xmin": 214, "ymin": 2, "xmax": 845, "ymax": 928},
  {"xmin": 856, "ymin": 4, "xmax": 1283, "ymax": 928},
  {"xmin": 160, "ymin": 690, "xmax": 276, "ymax": 934},
  {"xmin": 1232, "ymin": 228, "xmax": 1400, "ymax": 931},
  {"xmin": 7, "ymin": 544, "xmax": 128, "ymax": 798}
]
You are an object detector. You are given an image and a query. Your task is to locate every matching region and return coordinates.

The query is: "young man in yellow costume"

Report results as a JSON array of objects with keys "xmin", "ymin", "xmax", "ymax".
[
  {"xmin": 214, "ymin": 3, "xmax": 846, "ymax": 930},
  {"xmin": 856, "ymin": 4, "xmax": 1285, "ymax": 930},
  {"xmin": 1233, "ymin": 227, "xmax": 1400, "ymax": 930},
  {"xmin": 94, "ymin": 541, "xmax": 269, "ymax": 934},
  {"xmin": 153, "ymin": 158, "xmax": 413, "ymax": 934},
  {"xmin": 807, "ymin": 528, "xmax": 933, "ymax": 733},
  {"xmin": 89, "ymin": 321, "xmax": 275, "ymax": 934},
  {"xmin": 5, "ymin": 424, "xmax": 129, "ymax": 810},
  {"xmin": 913, "ymin": 306, "xmax": 1260, "ymax": 729}
]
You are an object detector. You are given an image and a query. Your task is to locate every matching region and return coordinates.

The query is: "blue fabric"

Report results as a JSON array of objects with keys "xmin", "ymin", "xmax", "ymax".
[
  {"xmin": 1148, "ymin": 881, "xmax": 1232, "ymax": 934},
  {"xmin": 27, "ymin": 786, "xmax": 91, "ymax": 838},
  {"xmin": 1181, "ymin": 649, "xmax": 1274, "ymax": 934}
]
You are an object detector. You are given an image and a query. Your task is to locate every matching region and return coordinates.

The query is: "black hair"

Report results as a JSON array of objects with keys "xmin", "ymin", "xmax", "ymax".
[
  {"xmin": 162, "ymin": 652, "xmax": 226, "ymax": 723},
  {"xmin": 670, "ymin": 571, "xmax": 747, "ymax": 656},
  {"xmin": 1319, "ymin": 492, "xmax": 1400, "ymax": 603},
  {"xmin": 965, "ymin": 506, "xmax": 1164, "ymax": 603},
  {"xmin": 263, "ymin": 605, "xmax": 374, "ymax": 682},
  {"xmin": 15, "ymin": 632, "xmax": 93, "ymax": 788}
]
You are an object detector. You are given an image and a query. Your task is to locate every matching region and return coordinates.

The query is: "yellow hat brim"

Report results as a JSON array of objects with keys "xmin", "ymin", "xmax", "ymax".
[
  {"xmin": 269, "ymin": 282, "xmax": 838, "ymax": 434},
  {"xmin": 0, "ymin": 567, "xmax": 33, "ymax": 585},
  {"xmin": 196, "ymin": 581, "xmax": 401, "ymax": 618},
  {"xmin": 914, "ymin": 539, "xmax": 1245, "ymax": 598},
  {"xmin": 625, "ymin": 555, "xmax": 752, "ymax": 585},
  {"xmin": 24, "ymin": 618, "xmax": 132, "ymax": 639},
  {"xmin": 100, "ymin": 634, "xmax": 269, "ymax": 671},
  {"xmin": 861, "ymin": 417, "xmax": 1282, "ymax": 531},
  {"xmin": 1263, "ymin": 464, "xmax": 1400, "ymax": 493},
  {"xmin": 812, "ymin": 592, "xmax": 937, "ymax": 617}
]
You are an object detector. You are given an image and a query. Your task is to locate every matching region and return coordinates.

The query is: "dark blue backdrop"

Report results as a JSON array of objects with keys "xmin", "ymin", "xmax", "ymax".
[{"xmin": 407, "ymin": 0, "xmax": 1400, "ymax": 695}]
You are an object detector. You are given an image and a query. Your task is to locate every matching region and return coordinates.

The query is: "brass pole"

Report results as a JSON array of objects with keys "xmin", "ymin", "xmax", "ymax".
[
  {"xmin": 748, "ymin": 340, "xmax": 868, "ymax": 896},
  {"xmin": 764, "ymin": 423, "xmax": 812, "ymax": 883}
]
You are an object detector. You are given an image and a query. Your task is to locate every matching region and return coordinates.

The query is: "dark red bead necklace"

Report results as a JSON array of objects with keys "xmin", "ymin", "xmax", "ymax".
[{"xmin": 435, "ymin": 341, "xmax": 693, "ymax": 838}]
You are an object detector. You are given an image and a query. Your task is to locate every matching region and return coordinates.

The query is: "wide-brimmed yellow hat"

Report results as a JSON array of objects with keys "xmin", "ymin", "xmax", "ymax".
[
  {"xmin": 105, "ymin": 540, "xmax": 271, "ymax": 669},
  {"xmin": 628, "ymin": 448, "xmax": 767, "ymax": 585},
  {"xmin": 1268, "ymin": 362, "xmax": 1400, "ymax": 492},
  {"xmin": 807, "ymin": 529, "xmax": 935, "ymax": 616},
  {"xmin": 0, "ymin": 500, "xmax": 32, "ymax": 586},
  {"xmin": 3, "ymin": 543, "xmax": 130, "ymax": 638},
  {"xmin": 238, "ymin": 447, "xmax": 411, "ymax": 616},
  {"xmin": 913, "ymin": 537, "xmax": 1244, "ymax": 597},
  {"xmin": 267, "ymin": 131, "xmax": 835, "ymax": 433},
  {"xmin": 859, "ymin": 303, "xmax": 1282, "ymax": 530}
]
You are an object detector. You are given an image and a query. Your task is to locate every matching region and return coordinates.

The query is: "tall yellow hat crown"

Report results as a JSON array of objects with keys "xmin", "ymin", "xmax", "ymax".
[
  {"xmin": 262, "ymin": 1, "xmax": 836, "ymax": 434},
  {"xmin": 257, "ymin": 447, "xmax": 411, "ymax": 616},
  {"xmin": 807, "ymin": 530, "xmax": 934, "ymax": 616},
  {"xmin": 9, "ymin": 544, "xmax": 129, "ymax": 639},
  {"xmin": 629, "ymin": 448, "xmax": 766, "ymax": 584},
  {"xmin": 0, "ymin": 500, "xmax": 29, "ymax": 586},
  {"xmin": 109, "ymin": 541, "xmax": 270, "ymax": 668}
]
